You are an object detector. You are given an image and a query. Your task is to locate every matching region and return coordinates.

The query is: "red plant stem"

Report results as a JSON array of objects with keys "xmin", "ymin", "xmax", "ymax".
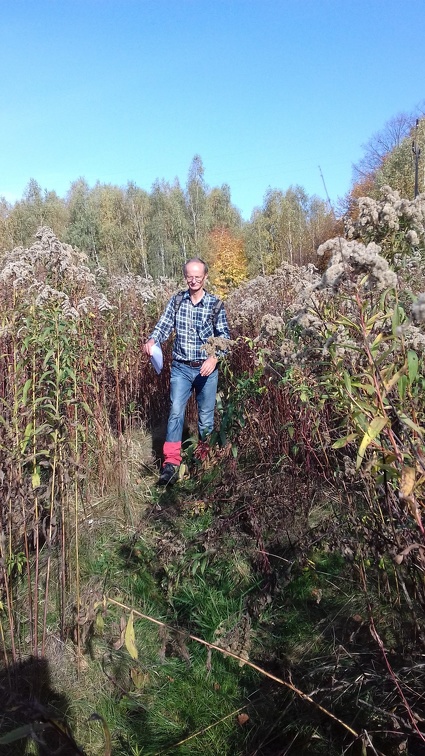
[
  {"xmin": 360, "ymin": 562, "xmax": 425, "ymax": 743},
  {"xmin": 369, "ymin": 613, "xmax": 425, "ymax": 743}
]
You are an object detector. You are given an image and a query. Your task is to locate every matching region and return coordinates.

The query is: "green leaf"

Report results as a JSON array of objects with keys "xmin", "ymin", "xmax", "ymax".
[
  {"xmin": 124, "ymin": 611, "xmax": 138, "ymax": 660},
  {"xmin": 356, "ymin": 416, "xmax": 388, "ymax": 469},
  {"xmin": 374, "ymin": 346, "xmax": 396, "ymax": 366},
  {"xmin": 343, "ymin": 371, "xmax": 351, "ymax": 393},
  {"xmin": 80, "ymin": 401, "xmax": 93, "ymax": 416},
  {"xmin": 31, "ymin": 469, "xmax": 41, "ymax": 489},
  {"xmin": 370, "ymin": 332, "xmax": 384, "ymax": 352},
  {"xmin": 392, "ymin": 304, "xmax": 400, "ymax": 336},
  {"xmin": 42, "ymin": 349, "xmax": 56, "ymax": 368},
  {"xmin": 331, "ymin": 432, "xmax": 358, "ymax": 449},
  {"xmin": 21, "ymin": 378, "xmax": 32, "ymax": 406},
  {"xmin": 407, "ymin": 350, "xmax": 419, "ymax": 385},
  {"xmin": 398, "ymin": 374, "xmax": 408, "ymax": 400},
  {"xmin": 351, "ymin": 381, "xmax": 375, "ymax": 396},
  {"xmin": 399, "ymin": 413, "xmax": 424, "ymax": 437},
  {"xmin": 336, "ymin": 315, "xmax": 358, "ymax": 329},
  {"xmin": 0, "ymin": 723, "xmax": 46, "ymax": 744},
  {"xmin": 20, "ymin": 422, "xmax": 33, "ymax": 454}
]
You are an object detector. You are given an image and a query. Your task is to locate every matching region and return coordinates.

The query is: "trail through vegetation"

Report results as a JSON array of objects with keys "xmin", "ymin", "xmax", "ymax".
[{"xmin": 2, "ymin": 113, "xmax": 425, "ymax": 753}]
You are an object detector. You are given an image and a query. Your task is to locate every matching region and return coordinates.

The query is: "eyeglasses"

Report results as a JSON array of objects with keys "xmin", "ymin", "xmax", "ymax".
[{"xmin": 186, "ymin": 276, "xmax": 204, "ymax": 282}]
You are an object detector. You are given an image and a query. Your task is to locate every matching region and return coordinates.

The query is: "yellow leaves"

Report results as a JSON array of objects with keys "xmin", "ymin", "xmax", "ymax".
[
  {"xmin": 399, "ymin": 465, "xmax": 425, "ymax": 532},
  {"xmin": 381, "ymin": 364, "xmax": 407, "ymax": 393},
  {"xmin": 89, "ymin": 714, "xmax": 112, "ymax": 756},
  {"xmin": 356, "ymin": 416, "xmax": 388, "ymax": 470},
  {"xmin": 400, "ymin": 466, "xmax": 416, "ymax": 500},
  {"xmin": 125, "ymin": 611, "xmax": 138, "ymax": 660},
  {"xmin": 331, "ymin": 432, "xmax": 358, "ymax": 449},
  {"xmin": 208, "ymin": 228, "xmax": 248, "ymax": 298},
  {"xmin": 405, "ymin": 497, "xmax": 423, "ymax": 530},
  {"xmin": 378, "ymin": 350, "xmax": 419, "ymax": 401},
  {"xmin": 113, "ymin": 612, "xmax": 139, "ymax": 659},
  {"xmin": 178, "ymin": 462, "xmax": 189, "ymax": 481},
  {"xmin": 130, "ymin": 668, "xmax": 149, "ymax": 689}
]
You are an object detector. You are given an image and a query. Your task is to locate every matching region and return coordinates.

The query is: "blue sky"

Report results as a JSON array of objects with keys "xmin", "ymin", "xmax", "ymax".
[{"xmin": 1, "ymin": 0, "xmax": 424, "ymax": 219}]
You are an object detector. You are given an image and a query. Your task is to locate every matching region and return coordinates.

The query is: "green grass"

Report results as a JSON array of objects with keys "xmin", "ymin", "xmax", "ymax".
[
  {"xmin": 112, "ymin": 650, "xmax": 252, "ymax": 755},
  {"xmin": 46, "ymin": 501, "xmax": 260, "ymax": 755},
  {"xmin": 2, "ymin": 462, "xmax": 420, "ymax": 756}
]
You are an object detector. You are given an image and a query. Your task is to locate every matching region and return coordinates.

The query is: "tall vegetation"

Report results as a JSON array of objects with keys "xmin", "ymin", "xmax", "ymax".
[
  {"xmin": 3, "ymin": 106, "xmax": 425, "ymax": 753},
  {"xmin": 2, "ymin": 178, "xmax": 425, "ymax": 751},
  {"xmin": 0, "ymin": 227, "xmax": 172, "ymax": 662}
]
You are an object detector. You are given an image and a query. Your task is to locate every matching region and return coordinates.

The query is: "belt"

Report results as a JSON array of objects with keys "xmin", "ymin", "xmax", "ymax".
[{"xmin": 177, "ymin": 359, "xmax": 204, "ymax": 368}]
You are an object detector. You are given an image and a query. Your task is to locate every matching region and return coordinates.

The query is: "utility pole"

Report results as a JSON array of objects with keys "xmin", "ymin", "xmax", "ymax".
[{"xmin": 412, "ymin": 119, "xmax": 421, "ymax": 198}]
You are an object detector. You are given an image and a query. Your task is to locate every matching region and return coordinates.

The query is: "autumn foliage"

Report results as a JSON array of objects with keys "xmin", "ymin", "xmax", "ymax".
[{"xmin": 207, "ymin": 227, "xmax": 248, "ymax": 298}]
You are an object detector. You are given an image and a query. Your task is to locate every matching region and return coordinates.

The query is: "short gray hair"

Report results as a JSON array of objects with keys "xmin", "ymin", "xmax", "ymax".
[{"xmin": 183, "ymin": 258, "xmax": 208, "ymax": 276}]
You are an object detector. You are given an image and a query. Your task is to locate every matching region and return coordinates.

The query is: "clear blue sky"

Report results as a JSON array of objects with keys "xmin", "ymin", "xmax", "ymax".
[{"xmin": 1, "ymin": 0, "xmax": 424, "ymax": 219}]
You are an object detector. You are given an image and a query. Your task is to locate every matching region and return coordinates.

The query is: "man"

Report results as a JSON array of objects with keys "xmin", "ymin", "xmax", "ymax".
[{"xmin": 144, "ymin": 257, "xmax": 230, "ymax": 485}]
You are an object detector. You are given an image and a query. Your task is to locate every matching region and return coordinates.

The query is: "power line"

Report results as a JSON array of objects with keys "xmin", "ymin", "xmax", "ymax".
[{"xmin": 412, "ymin": 119, "xmax": 421, "ymax": 198}]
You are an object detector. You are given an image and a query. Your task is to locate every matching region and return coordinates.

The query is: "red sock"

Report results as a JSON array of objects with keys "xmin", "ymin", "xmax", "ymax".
[{"xmin": 163, "ymin": 441, "xmax": 182, "ymax": 466}]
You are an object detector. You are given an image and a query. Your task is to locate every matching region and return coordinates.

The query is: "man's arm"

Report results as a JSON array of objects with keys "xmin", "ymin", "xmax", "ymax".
[{"xmin": 143, "ymin": 297, "xmax": 176, "ymax": 355}]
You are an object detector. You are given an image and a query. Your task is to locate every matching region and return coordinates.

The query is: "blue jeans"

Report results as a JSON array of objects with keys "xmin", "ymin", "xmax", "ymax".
[{"xmin": 165, "ymin": 360, "xmax": 219, "ymax": 443}]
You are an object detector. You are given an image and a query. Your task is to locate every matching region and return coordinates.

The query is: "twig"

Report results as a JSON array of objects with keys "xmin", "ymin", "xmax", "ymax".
[
  {"xmin": 363, "ymin": 728, "xmax": 382, "ymax": 756},
  {"xmin": 368, "ymin": 613, "xmax": 425, "ymax": 743},
  {"xmin": 256, "ymin": 549, "xmax": 292, "ymax": 564},
  {"xmin": 106, "ymin": 596, "xmax": 371, "ymax": 743},
  {"xmin": 154, "ymin": 704, "xmax": 248, "ymax": 754}
]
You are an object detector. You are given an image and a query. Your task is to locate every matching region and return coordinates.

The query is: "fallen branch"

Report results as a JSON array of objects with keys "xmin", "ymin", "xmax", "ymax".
[{"xmin": 106, "ymin": 596, "xmax": 380, "ymax": 748}]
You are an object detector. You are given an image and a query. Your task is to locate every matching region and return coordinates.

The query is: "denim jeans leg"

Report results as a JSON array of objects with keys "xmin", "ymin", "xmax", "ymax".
[
  {"xmin": 165, "ymin": 361, "xmax": 194, "ymax": 443},
  {"xmin": 194, "ymin": 368, "xmax": 219, "ymax": 439}
]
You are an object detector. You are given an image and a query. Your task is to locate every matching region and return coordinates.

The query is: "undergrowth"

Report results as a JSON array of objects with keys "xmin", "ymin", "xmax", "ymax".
[{"xmin": 2, "ymin": 203, "xmax": 425, "ymax": 754}]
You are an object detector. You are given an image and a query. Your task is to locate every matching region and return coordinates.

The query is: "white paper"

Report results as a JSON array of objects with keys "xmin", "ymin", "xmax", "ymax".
[{"xmin": 150, "ymin": 343, "xmax": 163, "ymax": 374}]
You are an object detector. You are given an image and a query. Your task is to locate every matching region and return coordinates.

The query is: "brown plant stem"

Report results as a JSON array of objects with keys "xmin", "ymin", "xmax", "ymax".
[
  {"xmin": 106, "ymin": 596, "xmax": 369, "ymax": 745},
  {"xmin": 154, "ymin": 704, "xmax": 249, "ymax": 755}
]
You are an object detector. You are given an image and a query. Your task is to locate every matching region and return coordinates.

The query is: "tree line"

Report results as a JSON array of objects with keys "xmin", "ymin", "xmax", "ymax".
[
  {"xmin": 0, "ymin": 155, "xmax": 335, "ymax": 286},
  {"xmin": 2, "ymin": 105, "xmax": 424, "ymax": 286}
]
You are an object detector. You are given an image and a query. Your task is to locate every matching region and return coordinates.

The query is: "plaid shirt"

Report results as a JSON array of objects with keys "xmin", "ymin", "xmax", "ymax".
[{"xmin": 149, "ymin": 290, "xmax": 230, "ymax": 361}]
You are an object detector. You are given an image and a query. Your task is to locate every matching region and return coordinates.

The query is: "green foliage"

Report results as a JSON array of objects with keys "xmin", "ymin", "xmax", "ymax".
[
  {"xmin": 316, "ymin": 286, "xmax": 425, "ymax": 519},
  {"xmin": 0, "ymin": 158, "xmax": 336, "ymax": 281},
  {"xmin": 245, "ymin": 185, "xmax": 335, "ymax": 275}
]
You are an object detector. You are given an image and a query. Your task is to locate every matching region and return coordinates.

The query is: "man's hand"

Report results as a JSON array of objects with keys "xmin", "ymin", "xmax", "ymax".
[
  {"xmin": 200, "ymin": 355, "xmax": 218, "ymax": 377},
  {"xmin": 143, "ymin": 338, "xmax": 155, "ymax": 356}
]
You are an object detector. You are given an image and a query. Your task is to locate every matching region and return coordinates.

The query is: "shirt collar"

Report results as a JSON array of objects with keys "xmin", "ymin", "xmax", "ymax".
[{"xmin": 185, "ymin": 289, "xmax": 207, "ymax": 306}]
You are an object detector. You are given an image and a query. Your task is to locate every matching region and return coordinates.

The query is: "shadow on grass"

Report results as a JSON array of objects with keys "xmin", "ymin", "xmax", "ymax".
[{"xmin": 0, "ymin": 656, "xmax": 83, "ymax": 755}]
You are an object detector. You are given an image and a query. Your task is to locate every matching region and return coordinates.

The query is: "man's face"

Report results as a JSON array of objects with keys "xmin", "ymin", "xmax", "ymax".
[{"xmin": 185, "ymin": 262, "xmax": 207, "ymax": 293}]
